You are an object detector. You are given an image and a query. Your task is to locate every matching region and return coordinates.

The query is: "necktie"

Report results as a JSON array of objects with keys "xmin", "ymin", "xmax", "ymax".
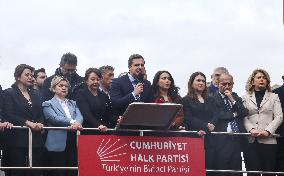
[
  {"xmin": 224, "ymin": 97, "xmax": 239, "ymax": 133},
  {"xmin": 132, "ymin": 80, "xmax": 140, "ymax": 101},
  {"xmin": 132, "ymin": 79, "xmax": 139, "ymax": 86}
]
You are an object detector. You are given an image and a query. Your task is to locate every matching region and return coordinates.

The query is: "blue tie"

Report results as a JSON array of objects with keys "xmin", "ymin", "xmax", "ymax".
[
  {"xmin": 224, "ymin": 97, "xmax": 239, "ymax": 133},
  {"xmin": 132, "ymin": 79, "xmax": 139, "ymax": 86},
  {"xmin": 132, "ymin": 80, "xmax": 140, "ymax": 101}
]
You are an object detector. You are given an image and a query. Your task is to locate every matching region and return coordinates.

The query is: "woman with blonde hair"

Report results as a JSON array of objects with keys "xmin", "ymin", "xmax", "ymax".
[
  {"xmin": 43, "ymin": 76, "xmax": 83, "ymax": 176},
  {"xmin": 243, "ymin": 68, "xmax": 283, "ymax": 176}
]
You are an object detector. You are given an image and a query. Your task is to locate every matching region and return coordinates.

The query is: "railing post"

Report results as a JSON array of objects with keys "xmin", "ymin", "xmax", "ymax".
[
  {"xmin": 28, "ymin": 128, "xmax": 32, "ymax": 167},
  {"xmin": 76, "ymin": 130, "xmax": 80, "ymax": 176},
  {"xmin": 139, "ymin": 130, "xmax": 144, "ymax": 136}
]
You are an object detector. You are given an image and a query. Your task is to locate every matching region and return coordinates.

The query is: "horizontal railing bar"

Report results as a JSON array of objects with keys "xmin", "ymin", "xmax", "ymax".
[
  {"xmin": 10, "ymin": 126, "xmax": 281, "ymax": 137},
  {"xmin": 206, "ymin": 169, "xmax": 284, "ymax": 174},
  {"xmin": 0, "ymin": 167, "xmax": 77, "ymax": 170},
  {"xmin": 1, "ymin": 167, "xmax": 284, "ymax": 174}
]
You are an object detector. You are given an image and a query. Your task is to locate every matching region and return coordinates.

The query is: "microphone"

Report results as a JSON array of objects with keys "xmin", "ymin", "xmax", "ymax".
[{"xmin": 137, "ymin": 73, "xmax": 144, "ymax": 83}]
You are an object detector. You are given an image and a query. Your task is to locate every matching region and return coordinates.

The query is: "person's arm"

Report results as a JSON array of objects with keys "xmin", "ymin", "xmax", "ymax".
[
  {"xmin": 72, "ymin": 101, "xmax": 83, "ymax": 124},
  {"xmin": 110, "ymin": 79, "xmax": 136, "ymax": 109},
  {"xmin": 242, "ymin": 95, "xmax": 256, "ymax": 132},
  {"xmin": 231, "ymin": 94, "xmax": 249, "ymax": 119},
  {"xmin": 265, "ymin": 94, "xmax": 283, "ymax": 134},
  {"xmin": 3, "ymin": 92, "xmax": 26, "ymax": 125}
]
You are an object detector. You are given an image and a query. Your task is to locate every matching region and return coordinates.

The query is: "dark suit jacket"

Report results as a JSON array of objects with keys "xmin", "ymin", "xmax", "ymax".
[
  {"xmin": 0, "ymin": 85, "xmax": 3, "ymax": 120},
  {"xmin": 75, "ymin": 86, "xmax": 117, "ymax": 128},
  {"xmin": 211, "ymin": 92, "xmax": 248, "ymax": 150},
  {"xmin": 110, "ymin": 74, "xmax": 154, "ymax": 116},
  {"xmin": 182, "ymin": 96, "xmax": 219, "ymax": 151},
  {"xmin": 182, "ymin": 96, "xmax": 219, "ymax": 133},
  {"xmin": 273, "ymin": 84, "xmax": 284, "ymax": 135},
  {"xmin": 42, "ymin": 68, "xmax": 83, "ymax": 101},
  {"xmin": 2, "ymin": 84, "xmax": 44, "ymax": 147}
]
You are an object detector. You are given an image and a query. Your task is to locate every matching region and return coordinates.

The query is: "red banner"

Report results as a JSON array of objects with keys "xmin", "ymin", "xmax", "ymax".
[{"xmin": 78, "ymin": 135, "xmax": 205, "ymax": 176}]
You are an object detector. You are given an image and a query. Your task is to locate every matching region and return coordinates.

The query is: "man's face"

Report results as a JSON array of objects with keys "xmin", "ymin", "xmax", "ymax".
[
  {"xmin": 35, "ymin": 72, "xmax": 47, "ymax": 88},
  {"xmin": 218, "ymin": 75, "xmax": 234, "ymax": 94},
  {"xmin": 129, "ymin": 58, "xmax": 145, "ymax": 78},
  {"xmin": 60, "ymin": 64, "xmax": 77, "ymax": 77},
  {"xmin": 101, "ymin": 70, "xmax": 114, "ymax": 88},
  {"xmin": 212, "ymin": 70, "xmax": 225, "ymax": 86}
]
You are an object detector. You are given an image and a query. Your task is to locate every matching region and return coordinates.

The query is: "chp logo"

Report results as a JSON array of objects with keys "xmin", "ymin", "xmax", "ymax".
[{"xmin": 97, "ymin": 138, "xmax": 127, "ymax": 162}]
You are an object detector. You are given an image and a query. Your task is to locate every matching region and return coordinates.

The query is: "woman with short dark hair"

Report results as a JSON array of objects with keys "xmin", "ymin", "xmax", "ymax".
[
  {"xmin": 75, "ymin": 68, "xmax": 117, "ymax": 131},
  {"xmin": 3, "ymin": 64, "xmax": 45, "ymax": 176}
]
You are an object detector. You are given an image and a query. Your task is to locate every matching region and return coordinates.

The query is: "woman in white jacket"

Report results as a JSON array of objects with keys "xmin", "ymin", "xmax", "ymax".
[{"xmin": 242, "ymin": 68, "xmax": 283, "ymax": 176}]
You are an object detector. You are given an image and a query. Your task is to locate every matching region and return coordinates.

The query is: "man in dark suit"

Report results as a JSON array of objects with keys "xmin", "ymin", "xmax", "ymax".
[
  {"xmin": 110, "ymin": 54, "xmax": 154, "ymax": 116},
  {"xmin": 211, "ymin": 73, "xmax": 248, "ymax": 176},
  {"xmin": 42, "ymin": 52, "xmax": 83, "ymax": 101},
  {"xmin": 273, "ymin": 74, "xmax": 284, "ymax": 171}
]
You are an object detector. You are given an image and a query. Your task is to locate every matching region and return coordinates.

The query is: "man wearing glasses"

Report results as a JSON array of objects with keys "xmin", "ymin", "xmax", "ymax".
[
  {"xmin": 211, "ymin": 73, "xmax": 248, "ymax": 176},
  {"xmin": 42, "ymin": 52, "xmax": 83, "ymax": 101}
]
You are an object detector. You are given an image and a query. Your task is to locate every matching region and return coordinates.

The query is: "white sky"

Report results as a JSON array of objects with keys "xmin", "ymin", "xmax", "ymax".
[{"xmin": 0, "ymin": 0, "xmax": 283, "ymax": 96}]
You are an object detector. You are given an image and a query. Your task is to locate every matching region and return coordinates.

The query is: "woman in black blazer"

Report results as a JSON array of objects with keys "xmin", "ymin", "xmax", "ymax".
[
  {"xmin": 182, "ymin": 72, "xmax": 218, "ymax": 175},
  {"xmin": 2, "ymin": 64, "xmax": 45, "ymax": 176},
  {"xmin": 75, "ymin": 68, "xmax": 117, "ymax": 131}
]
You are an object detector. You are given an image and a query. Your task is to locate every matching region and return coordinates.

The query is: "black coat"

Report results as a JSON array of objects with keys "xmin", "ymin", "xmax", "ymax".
[
  {"xmin": 74, "ymin": 86, "xmax": 117, "ymax": 128},
  {"xmin": 211, "ymin": 92, "xmax": 248, "ymax": 150},
  {"xmin": 2, "ymin": 84, "xmax": 44, "ymax": 147},
  {"xmin": 42, "ymin": 68, "xmax": 83, "ymax": 101},
  {"xmin": 182, "ymin": 96, "xmax": 219, "ymax": 133},
  {"xmin": 273, "ymin": 84, "xmax": 284, "ymax": 135},
  {"xmin": 110, "ymin": 74, "xmax": 154, "ymax": 116}
]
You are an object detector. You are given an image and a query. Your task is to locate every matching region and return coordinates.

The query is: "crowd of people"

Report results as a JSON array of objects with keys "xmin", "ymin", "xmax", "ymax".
[{"xmin": 0, "ymin": 52, "xmax": 283, "ymax": 176}]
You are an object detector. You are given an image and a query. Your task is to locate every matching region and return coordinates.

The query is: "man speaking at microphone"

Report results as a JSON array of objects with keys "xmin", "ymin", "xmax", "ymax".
[{"xmin": 110, "ymin": 54, "xmax": 154, "ymax": 116}]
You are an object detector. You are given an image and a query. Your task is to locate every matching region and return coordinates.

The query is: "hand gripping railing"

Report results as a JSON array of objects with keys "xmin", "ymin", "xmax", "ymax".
[{"xmin": 0, "ymin": 126, "xmax": 284, "ymax": 175}]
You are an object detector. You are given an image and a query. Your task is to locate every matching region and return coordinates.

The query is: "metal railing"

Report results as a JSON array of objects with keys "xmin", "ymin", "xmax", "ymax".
[{"xmin": 0, "ymin": 126, "xmax": 284, "ymax": 175}]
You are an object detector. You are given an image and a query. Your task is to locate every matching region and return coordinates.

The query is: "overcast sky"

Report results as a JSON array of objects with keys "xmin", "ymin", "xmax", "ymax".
[{"xmin": 0, "ymin": 0, "xmax": 283, "ymax": 96}]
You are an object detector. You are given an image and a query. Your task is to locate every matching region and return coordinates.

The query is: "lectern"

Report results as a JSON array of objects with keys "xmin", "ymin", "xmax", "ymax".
[{"xmin": 116, "ymin": 102, "xmax": 182, "ymax": 130}]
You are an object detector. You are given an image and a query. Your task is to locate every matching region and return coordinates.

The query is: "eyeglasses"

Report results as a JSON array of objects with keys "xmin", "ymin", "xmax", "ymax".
[
  {"xmin": 62, "ymin": 67, "xmax": 77, "ymax": 73},
  {"xmin": 220, "ymin": 82, "xmax": 233, "ymax": 86}
]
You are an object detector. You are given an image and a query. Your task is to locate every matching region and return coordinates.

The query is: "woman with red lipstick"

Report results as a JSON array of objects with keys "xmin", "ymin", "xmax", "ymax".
[
  {"xmin": 152, "ymin": 70, "xmax": 184, "ymax": 129},
  {"xmin": 3, "ymin": 64, "xmax": 45, "ymax": 176},
  {"xmin": 182, "ymin": 72, "xmax": 218, "ymax": 175},
  {"xmin": 75, "ymin": 68, "xmax": 117, "ymax": 131},
  {"xmin": 242, "ymin": 69, "xmax": 283, "ymax": 176}
]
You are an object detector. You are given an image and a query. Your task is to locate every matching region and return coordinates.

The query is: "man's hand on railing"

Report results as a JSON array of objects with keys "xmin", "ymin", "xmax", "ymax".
[
  {"xmin": 0, "ymin": 122, "xmax": 13, "ymax": 131},
  {"xmin": 25, "ymin": 120, "xmax": 44, "ymax": 131}
]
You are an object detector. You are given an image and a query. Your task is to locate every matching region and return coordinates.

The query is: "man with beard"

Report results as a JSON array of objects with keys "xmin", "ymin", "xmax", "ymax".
[
  {"xmin": 110, "ymin": 54, "xmax": 154, "ymax": 116},
  {"xmin": 42, "ymin": 52, "xmax": 83, "ymax": 101}
]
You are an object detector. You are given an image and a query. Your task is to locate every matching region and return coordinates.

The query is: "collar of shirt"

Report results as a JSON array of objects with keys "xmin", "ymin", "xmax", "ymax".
[
  {"xmin": 128, "ymin": 73, "xmax": 136, "ymax": 83},
  {"xmin": 99, "ymin": 86, "xmax": 109, "ymax": 95},
  {"xmin": 56, "ymin": 97, "xmax": 69, "ymax": 105}
]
